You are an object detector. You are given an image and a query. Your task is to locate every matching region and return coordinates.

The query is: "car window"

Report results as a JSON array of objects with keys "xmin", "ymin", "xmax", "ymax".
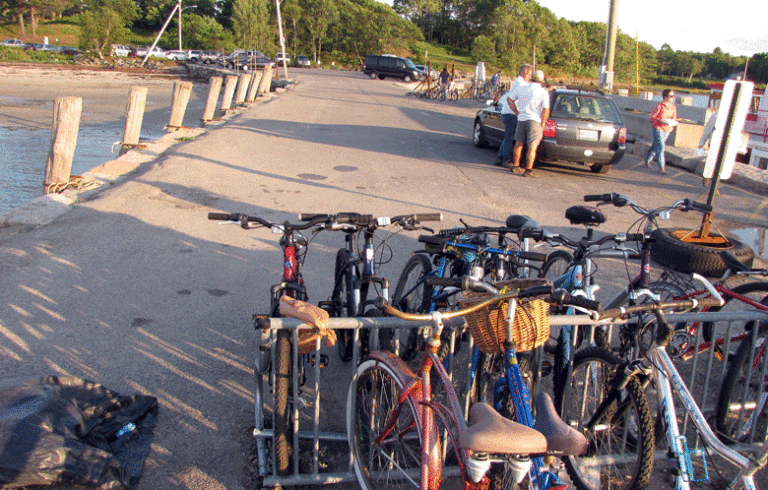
[
  {"xmin": 403, "ymin": 58, "xmax": 417, "ymax": 69},
  {"xmin": 552, "ymin": 94, "xmax": 622, "ymax": 124}
]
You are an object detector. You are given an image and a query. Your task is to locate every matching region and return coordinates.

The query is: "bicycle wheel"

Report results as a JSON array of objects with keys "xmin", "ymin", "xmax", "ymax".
[
  {"xmin": 702, "ymin": 281, "xmax": 768, "ymax": 343},
  {"xmin": 348, "ymin": 358, "xmax": 433, "ymax": 490},
  {"xmin": 334, "ymin": 249, "xmax": 359, "ymax": 362},
  {"xmin": 558, "ymin": 347, "xmax": 654, "ymax": 490},
  {"xmin": 716, "ymin": 320, "xmax": 768, "ymax": 444},
  {"xmin": 393, "ymin": 254, "xmax": 433, "ymax": 361},
  {"xmin": 539, "ymin": 250, "xmax": 574, "ymax": 282},
  {"xmin": 450, "ymin": 90, "xmax": 458, "ymax": 101},
  {"xmin": 273, "ymin": 328, "xmax": 292, "ymax": 476}
]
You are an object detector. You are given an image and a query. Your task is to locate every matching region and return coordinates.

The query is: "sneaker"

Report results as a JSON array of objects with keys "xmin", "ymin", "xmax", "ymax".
[
  {"xmin": 493, "ymin": 157, "xmax": 503, "ymax": 166},
  {"xmin": 644, "ymin": 160, "xmax": 652, "ymax": 168},
  {"xmin": 511, "ymin": 166, "xmax": 524, "ymax": 174},
  {"xmin": 660, "ymin": 168, "xmax": 667, "ymax": 174},
  {"xmin": 523, "ymin": 170, "xmax": 539, "ymax": 178}
]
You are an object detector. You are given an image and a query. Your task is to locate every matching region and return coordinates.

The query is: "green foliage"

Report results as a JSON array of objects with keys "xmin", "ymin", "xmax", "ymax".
[
  {"xmin": 471, "ymin": 35, "xmax": 495, "ymax": 63},
  {"xmin": 232, "ymin": 0, "xmax": 273, "ymax": 52}
]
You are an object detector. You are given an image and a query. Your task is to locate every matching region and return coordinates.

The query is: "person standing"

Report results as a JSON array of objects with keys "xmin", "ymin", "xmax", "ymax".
[
  {"xmin": 645, "ymin": 89, "xmax": 678, "ymax": 174},
  {"xmin": 494, "ymin": 64, "xmax": 532, "ymax": 166},
  {"xmin": 490, "ymin": 70, "xmax": 502, "ymax": 89},
  {"xmin": 509, "ymin": 70, "xmax": 549, "ymax": 177}
]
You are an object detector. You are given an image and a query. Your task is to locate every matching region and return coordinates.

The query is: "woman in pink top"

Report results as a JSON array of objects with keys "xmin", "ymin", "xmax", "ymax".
[{"xmin": 644, "ymin": 89, "xmax": 678, "ymax": 173}]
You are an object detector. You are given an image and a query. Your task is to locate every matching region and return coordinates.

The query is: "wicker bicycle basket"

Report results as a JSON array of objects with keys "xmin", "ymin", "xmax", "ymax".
[{"xmin": 457, "ymin": 278, "xmax": 551, "ymax": 355}]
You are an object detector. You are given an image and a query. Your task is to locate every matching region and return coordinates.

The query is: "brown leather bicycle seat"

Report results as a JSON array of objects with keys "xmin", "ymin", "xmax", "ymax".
[
  {"xmin": 459, "ymin": 402, "xmax": 546, "ymax": 454},
  {"xmin": 532, "ymin": 392, "xmax": 588, "ymax": 456}
]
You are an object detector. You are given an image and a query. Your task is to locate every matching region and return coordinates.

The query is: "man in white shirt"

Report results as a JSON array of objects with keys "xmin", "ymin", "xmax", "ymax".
[
  {"xmin": 494, "ymin": 64, "xmax": 532, "ymax": 166},
  {"xmin": 509, "ymin": 70, "xmax": 550, "ymax": 178}
]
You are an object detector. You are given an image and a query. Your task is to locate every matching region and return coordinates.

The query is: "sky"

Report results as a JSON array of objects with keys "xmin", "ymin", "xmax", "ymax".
[{"xmin": 535, "ymin": 0, "xmax": 767, "ymax": 57}]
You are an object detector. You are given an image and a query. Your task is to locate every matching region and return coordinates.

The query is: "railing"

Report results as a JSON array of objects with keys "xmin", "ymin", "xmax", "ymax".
[{"xmin": 254, "ymin": 310, "xmax": 768, "ymax": 488}]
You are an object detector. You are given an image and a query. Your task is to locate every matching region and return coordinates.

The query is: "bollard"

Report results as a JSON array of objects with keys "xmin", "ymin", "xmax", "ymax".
[
  {"xmin": 168, "ymin": 81, "xmax": 193, "ymax": 129},
  {"xmin": 202, "ymin": 76, "xmax": 223, "ymax": 122},
  {"xmin": 235, "ymin": 72, "xmax": 251, "ymax": 105},
  {"xmin": 617, "ymin": 88, "xmax": 629, "ymax": 97},
  {"xmin": 220, "ymin": 75, "xmax": 238, "ymax": 112},
  {"xmin": 44, "ymin": 96, "xmax": 82, "ymax": 193},
  {"xmin": 639, "ymin": 91, "xmax": 654, "ymax": 100},
  {"xmin": 247, "ymin": 70, "xmax": 263, "ymax": 102},
  {"xmin": 123, "ymin": 86, "xmax": 148, "ymax": 148},
  {"xmin": 257, "ymin": 65, "xmax": 273, "ymax": 95},
  {"xmin": 679, "ymin": 95, "xmax": 693, "ymax": 106}
]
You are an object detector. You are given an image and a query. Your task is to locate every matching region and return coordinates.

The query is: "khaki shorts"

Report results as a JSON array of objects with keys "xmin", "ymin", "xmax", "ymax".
[{"xmin": 514, "ymin": 120, "xmax": 543, "ymax": 145}]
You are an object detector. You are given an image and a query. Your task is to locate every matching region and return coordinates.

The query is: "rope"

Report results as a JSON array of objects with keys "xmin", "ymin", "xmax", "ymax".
[{"xmin": 45, "ymin": 175, "xmax": 103, "ymax": 195}]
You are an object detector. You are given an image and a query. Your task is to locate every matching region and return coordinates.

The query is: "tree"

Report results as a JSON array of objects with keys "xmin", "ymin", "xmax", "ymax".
[
  {"xmin": 79, "ymin": 0, "xmax": 137, "ymax": 56},
  {"xmin": 231, "ymin": 0, "xmax": 273, "ymax": 51},
  {"xmin": 303, "ymin": 0, "xmax": 335, "ymax": 63},
  {"xmin": 471, "ymin": 34, "xmax": 495, "ymax": 64}
]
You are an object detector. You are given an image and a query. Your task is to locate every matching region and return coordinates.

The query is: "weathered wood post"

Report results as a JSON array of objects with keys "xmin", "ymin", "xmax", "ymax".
[
  {"xmin": 168, "ymin": 80, "xmax": 193, "ymax": 129},
  {"xmin": 44, "ymin": 96, "xmax": 82, "ymax": 194},
  {"xmin": 123, "ymin": 86, "xmax": 148, "ymax": 148},
  {"xmin": 202, "ymin": 76, "xmax": 223, "ymax": 122},
  {"xmin": 220, "ymin": 75, "xmax": 238, "ymax": 112},
  {"xmin": 235, "ymin": 72, "xmax": 251, "ymax": 105},
  {"xmin": 257, "ymin": 65, "xmax": 273, "ymax": 95},
  {"xmin": 246, "ymin": 70, "xmax": 263, "ymax": 103}
]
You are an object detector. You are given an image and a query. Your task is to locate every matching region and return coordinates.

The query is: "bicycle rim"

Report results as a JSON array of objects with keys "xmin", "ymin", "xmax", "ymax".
[
  {"xmin": 348, "ymin": 359, "xmax": 425, "ymax": 490},
  {"xmin": 560, "ymin": 347, "xmax": 654, "ymax": 490}
]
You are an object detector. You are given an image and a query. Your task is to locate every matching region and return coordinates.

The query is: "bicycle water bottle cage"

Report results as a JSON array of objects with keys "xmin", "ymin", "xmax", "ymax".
[
  {"xmin": 505, "ymin": 215, "xmax": 540, "ymax": 232},
  {"xmin": 565, "ymin": 206, "xmax": 606, "ymax": 227}
]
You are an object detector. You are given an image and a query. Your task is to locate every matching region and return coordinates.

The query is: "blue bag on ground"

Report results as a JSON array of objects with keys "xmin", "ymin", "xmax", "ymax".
[{"xmin": 0, "ymin": 376, "xmax": 158, "ymax": 489}]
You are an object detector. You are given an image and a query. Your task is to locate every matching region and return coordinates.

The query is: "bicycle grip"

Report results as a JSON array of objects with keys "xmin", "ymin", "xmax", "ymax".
[
  {"xmin": 414, "ymin": 213, "xmax": 443, "ymax": 222},
  {"xmin": 584, "ymin": 194, "xmax": 611, "ymax": 202},
  {"xmin": 517, "ymin": 250, "xmax": 548, "ymax": 262},
  {"xmin": 439, "ymin": 227, "xmax": 466, "ymax": 236},
  {"xmin": 518, "ymin": 228, "xmax": 544, "ymax": 241},
  {"xmin": 297, "ymin": 213, "xmax": 329, "ymax": 221},
  {"xmin": 208, "ymin": 212, "xmax": 233, "ymax": 220},
  {"xmin": 425, "ymin": 276, "xmax": 463, "ymax": 288},
  {"xmin": 688, "ymin": 199, "xmax": 712, "ymax": 212},
  {"xmin": 553, "ymin": 289, "xmax": 602, "ymax": 311}
]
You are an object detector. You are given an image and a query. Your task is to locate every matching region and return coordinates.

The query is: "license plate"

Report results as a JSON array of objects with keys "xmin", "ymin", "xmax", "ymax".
[{"xmin": 578, "ymin": 129, "xmax": 599, "ymax": 141}]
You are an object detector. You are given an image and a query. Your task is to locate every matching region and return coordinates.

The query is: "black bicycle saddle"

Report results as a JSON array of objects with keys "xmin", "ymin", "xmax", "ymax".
[
  {"xmin": 505, "ymin": 215, "xmax": 540, "ymax": 232},
  {"xmin": 565, "ymin": 206, "xmax": 606, "ymax": 227}
]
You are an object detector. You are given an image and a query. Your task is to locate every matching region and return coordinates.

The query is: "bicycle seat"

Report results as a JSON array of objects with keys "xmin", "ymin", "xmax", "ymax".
[
  {"xmin": 532, "ymin": 392, "xmax": 588, "ymax": 456},
  {"xmin": 459, "ymin": 402, "xmax": 546, "ymax": 454},
  {"xmin": 565, "ymin": 206, "xmax": 606, "ymax": 227},
  {"xmin": 505, "ymin": 215, "xmax": 540, "ymax": 232},
  {"xmin": 721, "ymin": 250, "xmax": 751, "ymax": 273}
]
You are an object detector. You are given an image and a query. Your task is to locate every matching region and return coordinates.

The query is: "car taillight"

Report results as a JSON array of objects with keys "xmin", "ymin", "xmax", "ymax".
[
  {"xmin": 618, "ymin": 127, "xmax": 627, "ymax": 144},
  {"xmin": 543, "ymin": 119, "xmax": 557, "ymax": 138}
]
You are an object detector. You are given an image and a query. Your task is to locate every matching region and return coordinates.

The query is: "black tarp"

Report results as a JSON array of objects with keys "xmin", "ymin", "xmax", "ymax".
[{"xmin": 0, "ymin": 376, "xmax": 158, "ymax": 489}]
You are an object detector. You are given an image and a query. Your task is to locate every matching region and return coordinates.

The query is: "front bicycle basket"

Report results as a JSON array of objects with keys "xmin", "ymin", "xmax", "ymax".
[{"xmin": 458, "ymin": 278, "xmax": 550, "ymax": 354}]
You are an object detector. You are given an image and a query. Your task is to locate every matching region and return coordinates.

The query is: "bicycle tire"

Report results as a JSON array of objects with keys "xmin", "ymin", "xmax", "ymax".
[
  {"xmin": 393, "ymin": 254, "xmax": 433, "ymax": 361},
  {"xmin": 702, "ymin": 280, "xmax": 768, "ymax": 343},
  {"xmin": 558, "ymin": 347, "xmax": 654, "ymax": 490},
  {"xmin": 450, "ymin": 90, "xmax": 458, "ymax": 101},
  {"xmin": 348, "ymin": 358, "xmax": 437, "ymax": 490},
  {"xmin": 273, "ymin": 328, "xmax": 292, "ymax": 476},
  {"xmin": 716, "ymin": 319, "xmax": 768, "ymax": 444},
  {"xmin": 539, "ymin": 250, "xmax": 574, "ymax": 282},
  {"xmin": 363, "ymin": 307, "xmax": 395, "ymax": 355},
  {"xmin": 334, "ymin": 249, "xmax": 358, "ymax": 362}
]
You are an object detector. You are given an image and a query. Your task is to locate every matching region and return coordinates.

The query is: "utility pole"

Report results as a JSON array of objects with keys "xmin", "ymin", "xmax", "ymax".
[
  {"xmin": 275, "ymin": 0, "xmax": 289, "ymax": 79},
  {"xmin": 178, "ymin": 0, "xmax": 182, "ymax": 51},
  {"xmin": 601, "ymin": 0, "xmax": 618, "ymax": 92}
]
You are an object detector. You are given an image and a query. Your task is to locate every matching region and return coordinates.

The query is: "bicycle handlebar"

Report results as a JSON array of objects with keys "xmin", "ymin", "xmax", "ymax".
[
  {"xmin": 418, "ymin": 234, "xmax": 548, "ymax": 262},
  {"xmin": 583, "ymin": 193, "xmax": 711, "ymax": 214},
  {"xmin": 297, "ymin": 212, "xmax": 443, "ymax": 229},
  {"xmin": 207, "ymin": 212, "xmax": 326, "ymax": 231}
]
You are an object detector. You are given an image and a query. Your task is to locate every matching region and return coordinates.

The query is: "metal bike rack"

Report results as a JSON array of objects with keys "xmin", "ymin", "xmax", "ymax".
[{"xmin": 255, "ymin": 310, "xmax": 768, "ymax": 488}]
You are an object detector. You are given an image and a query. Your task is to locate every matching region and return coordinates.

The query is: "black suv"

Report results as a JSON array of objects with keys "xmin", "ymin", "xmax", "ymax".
[
  {"xmin": 363, "ymin": 54, "xmax": 422, "ymax": 82},
  {"xmin": 473, "ymin": 88, "xmax": 627, "ymax": 174}
]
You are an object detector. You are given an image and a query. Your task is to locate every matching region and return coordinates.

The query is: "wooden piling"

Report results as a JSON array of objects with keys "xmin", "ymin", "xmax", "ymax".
[
  {"xmin": 235, "ymin": 72, "xmax": 251, "ymax": 105},
  {"xmin": 123, "ymin": 86, "xmax": 148, "ymax": 147},
  {"xmin": 257, "ymin": 65, "xmax": 273, "ymax": 95},
  {"xmin": 168, "ymin": 81, "xmax": 193, "ymax": 129},
  {"xmin": 44, "ymin": 96, "xmax": 82, "ymax": 193},
  {"xmin": 247, "ymin": 70, "xmax": 262, "ymax": 102},
  {"xmin": 202, "ymin": 76, "xmax": 223, "ymax": 122},
  {"xmin": 220, "ymin": 75, "xmax": 238, "ymax": 112}
]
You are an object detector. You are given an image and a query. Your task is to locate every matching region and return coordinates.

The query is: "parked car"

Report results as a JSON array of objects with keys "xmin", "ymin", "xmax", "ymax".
[
  {"xmin": 165, "ymin": 50, "xmax": 188, "ymax": 61},
  {"xmin": 415, "ymin": 64, "xmax": 438, "ymax": 80},
  {"xmin": 187, "ymin": 50, "xmax": 220, "ymax": 63},
  {"xmin": 222, "ymin": 53, "xmax": 275, "ymax": 70},
  {"xmin": 295, "ymin": 55, "xmax": 310, "ymax": 67},
  {"xmin": 24, "ymin": 43, "xmax": 52, "ymax": 51},
  {"xmin": 472, "ymin": 88, "xmax": 628, "ymax": 174},
  {"xmin": 56, "ymin": 46, "xmax": 80, "ymax": 55},
  {"xmin": 363, "ymin": 54, "xmax": 422, "ymax": 82},
  {"xmin": 111, "ymin": 44, "xmax": 131, "ymax": 56},
  {"xmin": 1, "ymin": 39, "xmax": 25, "ymax": 48},
  {"xmin": 275, "ymin": 52, "xmax": 291, "ymax": 67},
  {"xmin": 130, "ymin": 46, "xmax": 165, "ymax": 58}
]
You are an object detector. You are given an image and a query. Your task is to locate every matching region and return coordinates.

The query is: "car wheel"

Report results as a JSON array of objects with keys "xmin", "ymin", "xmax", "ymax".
[
  {"xmin": 404, "ymin": 75, "xmax": 412, "ymax": 83},
  {"xmin": 226, "ymin": 62, "xmax": 234, "ymax": 69},
  {"xmin": 369, "ymin": 72, "xmax": 377, "ymax": 80},
  {"xmin": 473, "ymin": 119, "xmax": 488, "ymax": 148},
  {"xmin": 590, "ymin": 164, "xmax": 610, "ymax": 174}
]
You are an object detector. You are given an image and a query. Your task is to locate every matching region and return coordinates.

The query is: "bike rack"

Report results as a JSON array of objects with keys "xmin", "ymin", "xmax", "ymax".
[{"xmin": 255, "ymin": 310, "xmax": 768, "ymax": 488}]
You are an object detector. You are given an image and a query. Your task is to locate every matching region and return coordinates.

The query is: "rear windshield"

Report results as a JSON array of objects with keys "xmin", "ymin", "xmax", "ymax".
[{"xmin": 551, "ymin": 94, "xmax": 623, "ymax": 124}]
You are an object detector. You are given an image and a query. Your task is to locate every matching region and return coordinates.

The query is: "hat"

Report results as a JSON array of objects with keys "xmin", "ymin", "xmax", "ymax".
[{"xmin": 533, "ymin": 70, "xmax": 545, "ymax": 82}]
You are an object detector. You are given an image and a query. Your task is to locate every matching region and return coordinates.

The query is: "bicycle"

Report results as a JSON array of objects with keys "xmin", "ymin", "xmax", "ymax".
[
  {"xmin": 301, "ymin": 212, "xmax": 442, "ymax": 362},
  {"xmin": 439, "ymin": 81, "xmax": 459, "ymax": 101},
  {"xmin": 207, "ymin": 211, "xmax": 335, "ymax": 476},
  {"xmin": 558, "ymin": 277, "xmax": 768, "ymax": 490},
  {"xmin": 347, "ymin": 277, "xmax": 600, "ymax": 490},
  {"xmin": 393, "ymin": 216, "xmax": 547, "ymax": 360}
]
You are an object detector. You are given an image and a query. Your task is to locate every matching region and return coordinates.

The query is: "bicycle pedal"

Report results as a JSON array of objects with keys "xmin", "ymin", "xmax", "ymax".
[{"xmin": 540, "ymin": 360, "xmax": 553, "ymax": 377}]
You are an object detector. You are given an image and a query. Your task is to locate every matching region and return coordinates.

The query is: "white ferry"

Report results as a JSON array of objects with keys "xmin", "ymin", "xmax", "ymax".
[{"xmin": 708, "ymin": 82, "xmax": 767, "ymax": 169}]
